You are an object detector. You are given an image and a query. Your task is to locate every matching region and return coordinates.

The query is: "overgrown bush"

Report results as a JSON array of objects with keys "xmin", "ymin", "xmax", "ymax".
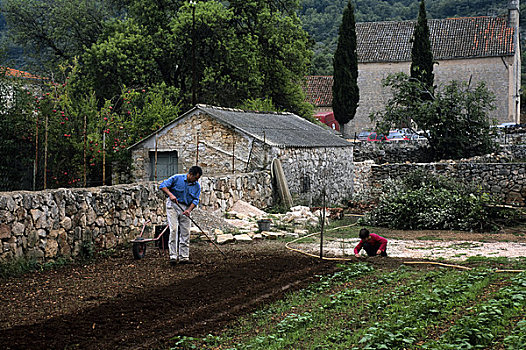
[{"xmin": 361, "ymin": 171, "xmax": 516, "ymax": 232}]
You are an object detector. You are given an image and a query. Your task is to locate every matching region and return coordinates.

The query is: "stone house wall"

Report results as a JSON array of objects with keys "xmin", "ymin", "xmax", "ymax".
[
  {"xmin": 132, "ymin": 113, "xmax": 263, "ymax": 181},
  {"xmin": 131, "ymin": 111, "xmax": 354, "ymax": 206},
  {"xmin": 353, "ymin": 162, "xmax": 526, "ymax": 206},
  {"xmin": 278, "ymin": 147, "xmax": 354, "ymax": 206},
  {"xmin": 346, "ymin": 56, "xmax": 516, "ymax": 134},
  {"xmin": 0, "ymin": 172, "xmax": 272, "ymax": 263}
]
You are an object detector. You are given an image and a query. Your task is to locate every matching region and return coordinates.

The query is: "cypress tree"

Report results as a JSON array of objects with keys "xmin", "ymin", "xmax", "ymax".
[
  {"xmin": 410, "ymin": 0, "xmax": 434, "ymax": 93},
  {"xmin": 332, "ymin": 0, "xmax": 359, "ymax": 137}
]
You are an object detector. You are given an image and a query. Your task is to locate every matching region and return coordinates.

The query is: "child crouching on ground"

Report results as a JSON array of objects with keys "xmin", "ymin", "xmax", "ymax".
[{"xmin": 354, "ymin": 228, "xmax": 388, "ymax": 258}]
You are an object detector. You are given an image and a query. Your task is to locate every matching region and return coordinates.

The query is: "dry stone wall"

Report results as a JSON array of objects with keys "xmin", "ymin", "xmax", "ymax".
[
  {"xmin": 0, "ymin": 172, "xmax": 272, "ymax": 263},
  {"xmin": 353, "ymin": 141, "xmax": 430, "ymax": 164},
  {"xmin": 354, "ymin": 162, "xmax": 526, "ymax": 206}
]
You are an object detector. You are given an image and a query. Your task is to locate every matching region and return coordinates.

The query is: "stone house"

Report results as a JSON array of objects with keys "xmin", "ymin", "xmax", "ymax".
[
  {"xmin": 129, "ymin": 104, "xmax": 354, "ymax": 205},
  {"xmin": 304, "ymin": 0, "xmax": 521, "ymax": 134}
]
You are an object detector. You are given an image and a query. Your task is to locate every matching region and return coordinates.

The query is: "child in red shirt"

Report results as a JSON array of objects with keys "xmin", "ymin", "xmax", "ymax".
[{"xmin": 354, "ymin": 228, "xmax": 388, "ymax": 257}]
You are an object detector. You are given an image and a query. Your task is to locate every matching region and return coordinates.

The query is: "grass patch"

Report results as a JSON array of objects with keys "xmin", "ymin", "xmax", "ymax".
[{"xmin": 0, "ymin": 256, "xmax": 72, "ymax": 279}]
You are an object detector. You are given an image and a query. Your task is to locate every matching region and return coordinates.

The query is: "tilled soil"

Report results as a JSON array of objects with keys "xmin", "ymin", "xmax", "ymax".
[
  {"xmin": 0, "ymin": 241, "xmax": 343, "ymax": 350},
  {"xmin": 2, "ymin": 227, "xmax": 524, "ymax": 350}
]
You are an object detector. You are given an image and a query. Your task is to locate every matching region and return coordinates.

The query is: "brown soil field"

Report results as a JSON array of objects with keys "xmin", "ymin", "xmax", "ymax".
[
  {"xmin": 1, "ymin": 227, "xmax": 524, "ymax": 350},
  {"xmin": 0, "ymin": 241, "xmax": 343, "ymax": 350}
]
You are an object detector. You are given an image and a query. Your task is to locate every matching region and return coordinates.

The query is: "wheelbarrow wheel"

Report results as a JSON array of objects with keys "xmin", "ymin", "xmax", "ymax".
[{"xmin": 132, "ymin": 238, "xmax": 147, "ymax": 259}]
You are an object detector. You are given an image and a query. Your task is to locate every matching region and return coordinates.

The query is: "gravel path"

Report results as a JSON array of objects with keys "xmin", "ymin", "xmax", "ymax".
[{"xmin": 295, "ymin": 238, "xmax": 526, "ymax": 261}]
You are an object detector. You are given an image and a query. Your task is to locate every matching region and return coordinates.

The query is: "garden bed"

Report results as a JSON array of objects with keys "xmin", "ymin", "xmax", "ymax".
[{"xmin": 1, "ymin": 227, "xmax": 525, "ymax": 349}]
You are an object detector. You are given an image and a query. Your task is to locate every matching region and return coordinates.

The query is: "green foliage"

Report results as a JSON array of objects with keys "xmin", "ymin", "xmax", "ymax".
[
  {"xmin": 1, "ymin": 0, "xmax": 121, "ymax": 74},
  {"xmin": 410, "ymin": 0, "xmax": 434, "ymax": 93},
  {"xmin": 371, "ymin": 72, "xmax": 498, "ymax": 160},
  {"xmin": 0, "ymin": 60, "xmax": 180, "ymax": 190},
  {"xmin": 72, "ymin": 0, "xmax": 313, "ymax": 118},
  {"xmin": 362, "ymin": 170, "xmax": 514, "ymax": 232},
  {"xmin": 332, "ymin": 1, "xmax": 359, "ymax": 130},
  {"xmin": 237, "ymin": 98, "xmax": 277, "ymax": 112},
  {"xmin": 421, "ymin": 272, "xmax": 526, "ymax": 349},
  {"xmin": 0, "ymin": 69, "xmax": 39, "ymax": 190}
]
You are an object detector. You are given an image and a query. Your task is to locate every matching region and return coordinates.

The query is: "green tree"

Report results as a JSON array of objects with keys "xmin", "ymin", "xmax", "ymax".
[
  {"xmin": 0, "ymin": 68, "xmax": 38, "ymax": 190},
  {"xmin": 72, "ymin": 0, "xmax": 312, "ymax": 118},
  {"xmin": 332, "ymin": 0, "xmax": 359, "ymax": 136},
  {"xmin": 410, "ymin": 0, "xmax": 434, "ymax": 94},
  {"xmin": 371, "ymin": 73, "xmax": 497, "ymax": 160},
  {"xmin": 1, "ymin": 0, "xmax": 122, "ymax": 74}
]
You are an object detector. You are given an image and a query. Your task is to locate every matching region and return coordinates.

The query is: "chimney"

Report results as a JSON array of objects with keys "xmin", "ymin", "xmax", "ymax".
[{"xmin": 508, "ymin": 0, "xmax": 519, "ymax": 28}]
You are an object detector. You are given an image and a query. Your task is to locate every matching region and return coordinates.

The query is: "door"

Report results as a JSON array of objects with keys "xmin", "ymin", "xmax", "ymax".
[{"xmin": 149, "ymin": 151, "xmax": 178, "ymax": 181}]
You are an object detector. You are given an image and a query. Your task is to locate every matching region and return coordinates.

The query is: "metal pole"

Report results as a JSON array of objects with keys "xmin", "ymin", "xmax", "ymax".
[
  {"xmin": 33, "ymin": 114, "xmax": 39, "ymax": 190},
  {"xmin": 83, "ymin": 114, "xmax": 87, "ymax": 187},
  {"xmin": 191, "ymin": 2, "xmax": 197, "ymax": 105}
]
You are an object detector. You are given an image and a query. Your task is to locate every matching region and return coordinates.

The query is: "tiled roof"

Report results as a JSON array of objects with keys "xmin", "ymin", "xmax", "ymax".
[
  {"xmin": 130, "ymin": 105, "xmax": 351, "ymax": 149},
  {"xmin": 1, "ymin": 67, "xmax": 42, "ymax": 80},
  {"xmin": 305, "ymin": 16, "xmax": 516, "ymax": 106},
  {"xmin": 303, "ymin": 76, "xmax": 333, "ymax": 107},
  {"xmin": 357, "ymin": 16, "xmax": 515, "ymax": 63},
  {"xmin": 196, "ymin": 105, "xmax": 350, "ymax": 148}
]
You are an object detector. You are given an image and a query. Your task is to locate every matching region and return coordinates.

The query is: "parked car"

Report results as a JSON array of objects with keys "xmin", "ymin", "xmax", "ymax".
[
  {"xmin": 363, "ymin": 131, "xmax": 409, "ymax": 142},
  {"xmin": 357, "ymin": 131, "xmax": 371, "ymax": 141},
  {"xmin": 386, "ymin": 131, "xmax": 410, "ymax": 141},
  {"xmin": 366, "ymin": 132, "xmax": 387, "ymax": 142}
]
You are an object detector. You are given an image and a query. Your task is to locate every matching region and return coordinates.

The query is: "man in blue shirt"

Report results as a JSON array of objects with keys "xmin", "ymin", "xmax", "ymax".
[{"xmin": 159, "ymin": 166, "xmax": 202, "ymax": 265}]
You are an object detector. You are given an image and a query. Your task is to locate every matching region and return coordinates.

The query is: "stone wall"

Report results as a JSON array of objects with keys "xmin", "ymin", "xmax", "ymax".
[
  {"xmin": 353, "ymin": 162, "xmax": 526, "ymax": 206},
  {"xmin": 353, "ymin": 140, "xmax": 430, "ymax": 164},
  {"xmin": 0, "ymin": 172, "xmax": 272, "ymax": 263},
  {"xmin": 278, "ymin": 147, "xmax": 354, "ymax": 206}
]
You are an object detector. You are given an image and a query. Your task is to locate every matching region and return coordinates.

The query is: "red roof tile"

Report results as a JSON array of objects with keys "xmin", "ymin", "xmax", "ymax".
[
  {"xmin": 305, "ymin": 15, "xmax": 516, "ymax": 106},
  {"xmin": 357, "ymin": 16, "xmax": 515, "ymax": 63},
  {"xmin": 1, "ymin": 67, "xmax": 42, "ymax": 80},
  {"xmin": 303, "ymin": 76, "xmax": 334, "ymax": 107}
]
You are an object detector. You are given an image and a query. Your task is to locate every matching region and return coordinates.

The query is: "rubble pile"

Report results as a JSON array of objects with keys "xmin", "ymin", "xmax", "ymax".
[{"xmin": 191, "ymin": 201, "xmax": 333, "ymax": 245}]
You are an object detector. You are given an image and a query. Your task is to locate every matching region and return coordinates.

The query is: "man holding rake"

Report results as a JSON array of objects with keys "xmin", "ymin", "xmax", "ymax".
[{"xmin": 160, "ymin": 166, "xmax": 202, "ymax": 265}]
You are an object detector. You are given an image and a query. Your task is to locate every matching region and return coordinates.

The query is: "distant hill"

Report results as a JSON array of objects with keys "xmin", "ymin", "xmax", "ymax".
[
  {"xmin": 1, "ymin": 0, "xmax": 522, "ymax": 75},
  {"xmin": 299, "ymin": 0, "xmax": 522, "ymax": 75}
]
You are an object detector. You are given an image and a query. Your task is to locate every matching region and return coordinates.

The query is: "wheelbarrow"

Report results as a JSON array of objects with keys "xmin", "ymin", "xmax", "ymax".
[
  {"xmin": 130, "ymin": 220, "xmax": 169, "ymax": 259},
  {"xmin": 131, "ymin": 204, "xmax": 228, "ymax": 260}
]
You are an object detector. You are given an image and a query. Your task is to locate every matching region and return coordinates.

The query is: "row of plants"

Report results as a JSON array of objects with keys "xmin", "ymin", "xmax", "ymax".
[
  {"xmin": 169, "ymin": 262, "xmax": 526, "ymax": 349},
  {"xmin": 420, "ymin": 271, "xmax": 526, "ymax": 349}
]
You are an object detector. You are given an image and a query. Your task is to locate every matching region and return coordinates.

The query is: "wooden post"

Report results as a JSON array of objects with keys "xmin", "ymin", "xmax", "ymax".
[
  {"xmin": 232, "ymin": 136, "xmax": 235, "ymax": 173},
  {"xmin": 320, "ymin": 187, "xmax": 326, "ymax": 259},
  {"xmin": 102, "ymin": 131, "xmax": 106, "ymax": 185},
  {"xmin": 196, "ymin": 133, "xmax": 199, "ymax": 166},
  {"xmin": 43, "ymin": 114, "xmax": 48, "ymax": 190},
  {"xmin": 154, "ymin": 132, "xmax": 158, "ymax": 181},
  {"xmin": 83, "ymin": 114, "xmax": 87, "ymax": 187}
]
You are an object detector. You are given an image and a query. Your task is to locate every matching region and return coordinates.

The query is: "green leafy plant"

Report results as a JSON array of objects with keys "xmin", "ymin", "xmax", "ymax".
[{"xmin": 361, "ymin": 170, "xmax": 516, "ymax": 232}]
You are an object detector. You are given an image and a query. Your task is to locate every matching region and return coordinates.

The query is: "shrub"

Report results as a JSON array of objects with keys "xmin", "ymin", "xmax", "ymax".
[{"xmin": 361, "ymin": 170, "xmax": 515, "ymax": 232}]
